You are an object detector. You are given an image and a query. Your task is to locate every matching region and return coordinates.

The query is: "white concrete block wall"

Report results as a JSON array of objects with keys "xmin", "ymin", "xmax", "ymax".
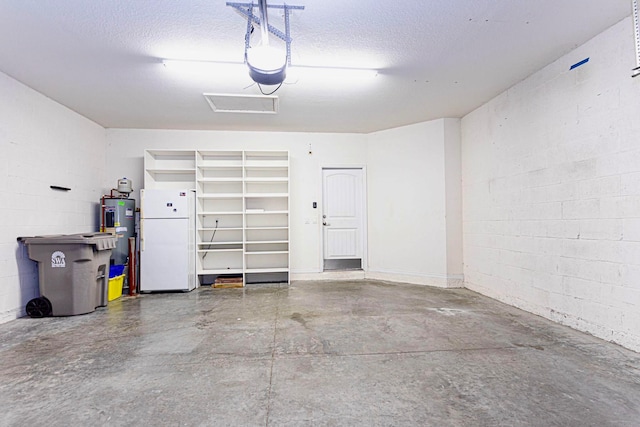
[
  {"xmin": 0, "ymin": 71, "xmax": 106, "ymax": 323},
  {"xmin": 461, "ymin": 17, "xmax": 640, "ymax": 351}
]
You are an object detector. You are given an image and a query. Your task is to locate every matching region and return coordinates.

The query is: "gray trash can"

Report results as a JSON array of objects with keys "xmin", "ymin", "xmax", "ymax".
[{"xmin": 20, "ymin": 232, "xmax": 117, "ymax": 317}]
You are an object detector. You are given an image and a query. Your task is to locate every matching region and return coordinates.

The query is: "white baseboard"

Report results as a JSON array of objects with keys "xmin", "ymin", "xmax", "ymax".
[
  {"xmin": 366, "ymin": 270, "xmax": 464, "ymax": 288},
  {"xmin": 0, "ymin": 307, "xmax": 24, "ymax": 325},
  {"xmin": 291, "ymin": 269, "xmax": 463, "ymax": 288},
  {"xmin": 291, "ymin": 270, "xmax": 366, "ymax": 281}
]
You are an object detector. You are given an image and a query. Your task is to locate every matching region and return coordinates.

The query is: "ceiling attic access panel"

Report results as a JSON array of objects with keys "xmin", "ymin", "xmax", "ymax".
[{"xmin": 203, "ymin": 93, "xmax": 279, "ymax": 114}]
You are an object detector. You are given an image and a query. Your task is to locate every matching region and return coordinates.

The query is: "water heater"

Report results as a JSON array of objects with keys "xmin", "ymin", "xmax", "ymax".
[{"xmin": 102, "ymin": 198, "xmax": 136, "ymax": 265}]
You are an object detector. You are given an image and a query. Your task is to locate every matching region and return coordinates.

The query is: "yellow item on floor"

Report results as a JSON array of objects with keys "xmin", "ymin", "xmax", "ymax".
[{"xmin": 108, "ymin": 275, "xmax": 125, "ymax": 301}]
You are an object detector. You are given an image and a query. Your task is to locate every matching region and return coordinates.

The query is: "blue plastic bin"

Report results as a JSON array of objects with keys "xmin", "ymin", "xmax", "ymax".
[{"xmin": 109, "ymin": 264, "xmax": 126, "ymax": 278}]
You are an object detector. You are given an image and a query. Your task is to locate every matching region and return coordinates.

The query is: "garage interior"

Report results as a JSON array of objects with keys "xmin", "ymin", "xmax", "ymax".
[{"xmin": 1, "ymin": 1, "xmax": 640, "ymax": 425}]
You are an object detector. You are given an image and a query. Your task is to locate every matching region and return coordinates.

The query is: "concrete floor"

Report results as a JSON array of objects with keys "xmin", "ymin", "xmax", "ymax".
[{"xmin": 1, "ymin": 280, "xmax": 639, "ymax": 427}]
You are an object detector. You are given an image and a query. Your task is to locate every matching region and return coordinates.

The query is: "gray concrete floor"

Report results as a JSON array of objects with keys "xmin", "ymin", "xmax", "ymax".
[{"xmin": 1, "ymin": 280, "xmax": 640, "ymax": 426}]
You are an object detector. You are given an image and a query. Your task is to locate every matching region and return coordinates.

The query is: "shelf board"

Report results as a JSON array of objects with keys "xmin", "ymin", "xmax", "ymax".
[
  {"xmin": 244, "ymin": 177, "xmax": 289, "ymax": 182},
  {"xmin": 199, "ymin": 149, "xmax": 243, "ymax": 155},
  {"xmin": 245, "ymin": 268, "xmax": 290, "ymax": 274},
  {"xmin": 198, "ymin": 248, "xmax": 243, "ymax": 252},
  {"xmin": 244, "ymin": 161, "xmax": 288, "ymax": 168},
  {"xmin": 198, "ymin": 177, "xmax": 243, "ymax": 182},
  {"xmin": 199, "ymin": 227, "xmax": 243, "ymax": 231},
  {"xmin": 245, "ymin": 226, "xmax": 288, "ymax": 230},
  {"xmin": 198, "ymin": 162, "xmax": 243, "ymax": 168},
  {"xmin": 147, "ymin": 150, "xmax": 195, "ymax": 157},
  {"xmin": 244, "ymin": 150, "xmax": 288, "ymax": 156},
  {"xmin": 198, "ymin": 268, "xmax": 243, "ymax": 275},
  {"xmin": 245, "ymin": 210, "xmax": 288, "ymax": 215},
  {"xmin": 245, "ymin": 251, "xmax": 289, "ymax": 255},
  {"xmin": 198, "ymin": 211, "xmax": 243, "ymax": 215},
  {"xmin": 244, "ymin": 193, "xmax": 288, "ymax": 198},
  {"xmin": 198, "ymin": 193, "xmax": 243, "ymax": 199},
  {"xmin": 198, "ymin": 242, "xmax": 243, "ymax": 246},
  {"xmin": 245, "ymin": 240, "xmax": 289, "ymax": 244},
  {"xmin": 146, "ymin": 168, "xmax": 196, "ymax": 174}
]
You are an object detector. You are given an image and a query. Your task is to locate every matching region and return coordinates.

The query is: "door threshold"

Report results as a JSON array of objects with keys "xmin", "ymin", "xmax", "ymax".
[{"xmin": 323, "ymin": 259, "xmax": 362, "ymax": 271}]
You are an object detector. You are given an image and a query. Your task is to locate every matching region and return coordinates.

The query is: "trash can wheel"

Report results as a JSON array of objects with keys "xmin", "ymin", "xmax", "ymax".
[{"xmin": 26, "ymin": 297, "xmax": 52, "ymax": 318}]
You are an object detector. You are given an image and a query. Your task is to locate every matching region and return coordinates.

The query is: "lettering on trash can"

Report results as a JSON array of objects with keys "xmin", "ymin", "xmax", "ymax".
[{"xmin": 51, "ymin": 251, "xmax": 66, "ymax": 268}]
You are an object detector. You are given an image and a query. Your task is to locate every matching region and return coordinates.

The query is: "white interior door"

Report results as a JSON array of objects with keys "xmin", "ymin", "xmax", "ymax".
[{"xmin": 322, "ymin": 168, "xmax": 364, "ymax": 269}]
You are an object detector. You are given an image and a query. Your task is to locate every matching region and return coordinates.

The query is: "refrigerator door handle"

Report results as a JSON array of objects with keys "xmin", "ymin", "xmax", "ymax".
[
  {"xmin": 140, "ymin": 217, "xmax": 145, "ymax": 251},
  {"xmin": 140, "ymin": 189, "xmax": 145, "ymax": 252}
]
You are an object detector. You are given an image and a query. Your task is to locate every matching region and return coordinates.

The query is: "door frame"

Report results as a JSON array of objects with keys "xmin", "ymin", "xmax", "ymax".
[{"xmin": 319, "ymin": 165, "xmax": 368, "ymax": 273}]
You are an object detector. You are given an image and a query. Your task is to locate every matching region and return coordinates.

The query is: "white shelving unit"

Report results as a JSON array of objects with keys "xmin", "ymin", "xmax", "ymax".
[
  {"xmin": 144, "ymin": 150, "xmax": 196, "ymax": 190},
  {"xmin": 144, "ymin": 149, "xmax": 289, "ymax": 286},
  {"xmin": 196, "ymin": 150, "xmax": 245, "ymax": 278},
  {"xmin": 243, "ymin": 151, "xmax": 289, "ymax": 285}
]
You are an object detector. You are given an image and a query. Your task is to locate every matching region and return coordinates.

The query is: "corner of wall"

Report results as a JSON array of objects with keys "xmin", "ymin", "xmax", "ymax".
[
  {"xmin": 443, "ymin": 118, "xmax": 464, "ymax": 281},
  {"xmin": 1, "ymin": 70, "xmax": 107, "ymax": 324}
]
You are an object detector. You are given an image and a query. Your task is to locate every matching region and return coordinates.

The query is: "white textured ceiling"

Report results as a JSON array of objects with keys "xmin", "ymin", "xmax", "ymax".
[{"xmin": 0, "ymin": 1, "xmax": 631, "ymax": 133}]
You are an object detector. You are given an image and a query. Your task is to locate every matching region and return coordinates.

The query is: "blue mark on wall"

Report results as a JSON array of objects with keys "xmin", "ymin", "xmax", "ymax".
[{"xmin": 570, "ymin": 58, "xmax": 590, "ymax": 70}]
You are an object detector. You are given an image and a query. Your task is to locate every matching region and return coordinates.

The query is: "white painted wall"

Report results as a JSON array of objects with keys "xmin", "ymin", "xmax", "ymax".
[
  {"xmin": 461, "ymin": 17, "xmax": 640, "ymax": 351},
  {"xmin": 106, "ymin": 124, "xmax": 462, "ymax": 286},
  {"xmin": 366, "ymin": 119, "xmax": 462, "ymax": 287},
  {"xmin": 444, "ymin": 118, "xmax": 463, "ymax": 284},
  {"xmin": 0, "ymin": 71, "xmax": 106, "ymax": 323},
  {"xmin": 105, "ymin": 129, "xmax": 367, "ymax": 275}
]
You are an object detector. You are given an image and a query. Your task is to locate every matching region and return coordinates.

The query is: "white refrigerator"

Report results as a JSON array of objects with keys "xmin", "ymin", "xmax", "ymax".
[{"xmin": 140, "ymin": 189, "xmax": 196, "ymax": 292}]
